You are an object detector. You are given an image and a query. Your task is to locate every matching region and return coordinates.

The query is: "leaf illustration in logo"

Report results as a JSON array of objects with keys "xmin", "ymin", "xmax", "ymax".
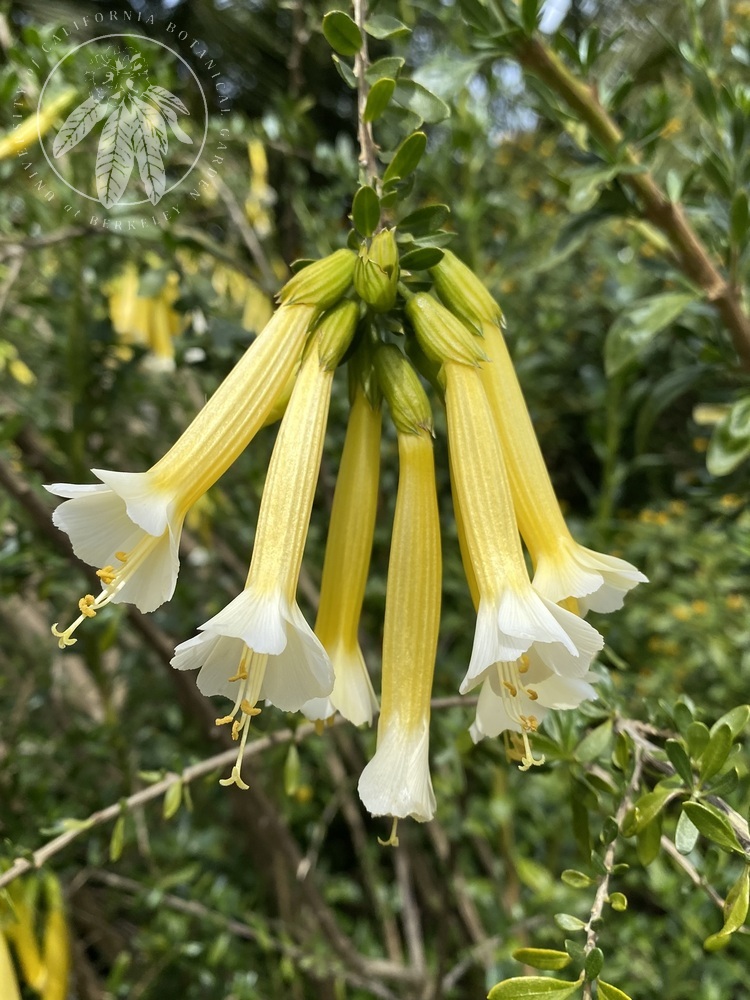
[
  {"xmin": 145, "ymin": 85, "xmax": 189, "ymax": 116},
  {"xmin": 132, "ymin": 101, "xmax": 166, "ymax": 205},
  {"xmin": 53, "ymin": 95, "xmax": 110, "ymax": 158},
  {"xmin": 96, "ymin": 102, "xmax": 137, "ymax": 208},
  {"xmin": 133, "ymin": 97, "xmax": 168, "ymax": 153},
  {"xmin": 144, "ymin": 86, "xmax": 193, "ymax": 145}
]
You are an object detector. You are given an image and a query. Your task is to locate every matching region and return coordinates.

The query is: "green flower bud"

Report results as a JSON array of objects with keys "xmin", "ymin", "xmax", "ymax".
[
  {"xmin": 279, "ymin": 249, "xmax": 356, "ymax": 309},
  {"xmin": 430, "ymin": 249, "xmax": 503, "ymax": 331},
  {"xmin": 353, "ymin": 229, "xmax": 399, "ymax": 313},
  {"xmin": 405, "ymin": 292, "xmax": 487, "ymax": 366},
  {"xmin": 315, "ymin": 299, "xmax": 360, "ymax": 370},
  {"xmin": 373, "ymin": 343, "xmax": 432, "ymax": 436}
]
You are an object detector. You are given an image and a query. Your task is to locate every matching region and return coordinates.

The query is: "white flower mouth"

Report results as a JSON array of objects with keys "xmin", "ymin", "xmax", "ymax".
[
  {"xmin": 357, "ymin": 721, "xmax": 435, "ymax": 823},
  {"xmin": 172, "ymin": 588, "xmax": 333, "ymax": 788},
  {"xmin": 533, "ymin": 537, "xmax": 648, "ymax": 614}
]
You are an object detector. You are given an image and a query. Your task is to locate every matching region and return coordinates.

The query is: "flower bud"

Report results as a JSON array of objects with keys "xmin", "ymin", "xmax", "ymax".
[
  {"xmin": 373, "ymin": 344, "xmax": 432, "ymax": 436},
  {"xmin": 315, "ymin": 299, "xmax": 360, "ymax": 370},
  {"xmin": 353, "ymin": 229, "xmax": 399, "ymax": 313},
  {"xmin": 430, "ymin": 249, "xmax": 503, "ymax": 331},
  {"xmin": 278, "ymin": 249, "xmax": 356, "ymax": 309},
  {"xmin": 405, "ymin": 292, "xmax": 487, "ymax": 366}
]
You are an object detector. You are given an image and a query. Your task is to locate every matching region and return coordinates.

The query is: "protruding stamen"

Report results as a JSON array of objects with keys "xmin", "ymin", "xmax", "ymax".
[
  {"xmin": 377, "ymin": 817, "xmax": 400, "ymax": 847},
  {"xmin": 526, "ymin": 688, "xmax": 539, "ymax": 701},
  {"xmin": 96, "ymin": 566, "xmax": 117, "ymax": 585},
  {"xmin": 219, "ymin": 765, "xmax": 250, "ymax": 790},
  {"xmin": 115, "ymin": 551, "xmax": 129, "ymax": 562},
  {"xmin": 518, "ymin": 654, "xmax": 530, "ymax": 674},
  {"xmin": 215, "ymin": 714, "xmax": 235, "ymax": 726},
  {"xmin": 51, "ymin": 622, "xmax": 79, "ymax": 648},
  {"xmin": 502, "ymin": 680, "xmax": 517, "ymax": 696}
]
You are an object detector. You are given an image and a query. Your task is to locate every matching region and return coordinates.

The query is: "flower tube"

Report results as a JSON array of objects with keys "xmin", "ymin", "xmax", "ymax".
[
  {"xmin": 358, "ymin": 346, "xmax": 441, "ymax": 825},
  {"xmin": 407, "ymin": 293, "xmax": 604, "ymax": 698},
  {"xmin": 47, "ymin": 250, "xmax": 356, "ymax": 644},
  {"xmin": 303, "ymin": 362, "xmax": 381, "ymax": 727},
  {"xmin": 431, "ymin": 250, "xmax": 646, "ymax": 613},
  {"xmin": 172, "ymin": 300, "xmax": 359, "ymax": 789}
]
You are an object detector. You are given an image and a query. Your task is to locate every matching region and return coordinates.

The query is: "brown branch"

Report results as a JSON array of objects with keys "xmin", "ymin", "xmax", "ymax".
[
  {"xmin": 353, "ymin": 0, "xmax": 380, "ymax": 189},
  {"xmin": 515, "ymin": 36, "xmax": 750, "ymax": 370}
]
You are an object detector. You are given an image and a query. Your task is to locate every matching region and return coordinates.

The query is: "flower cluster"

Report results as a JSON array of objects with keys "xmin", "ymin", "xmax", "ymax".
[{"xmin": 47, "ymin": 240, "xmax": 645, "ymax": 828}]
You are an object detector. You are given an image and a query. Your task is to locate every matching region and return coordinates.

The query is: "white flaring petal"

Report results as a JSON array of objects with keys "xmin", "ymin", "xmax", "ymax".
[
  {"xmin": 461, "ymin": 588, "xmax": 602, "ymax": 693},
  {"xmin": 302, "ymin": 642, "xmax": 378, "ymax": 726},
  {"xmin": 172, "ymin": 589, "xmax": 333, "ymax": 712},
  {"xmin": 533, "ymin": 537, "xmax": 648, "ymax": 614},
  {"xmin": 45, "ymin": 479, "xmax": 181, "ymax": 612},
  {"xmin": 357, "ymin": 722, "xmax": 435, "ymax": 823}
]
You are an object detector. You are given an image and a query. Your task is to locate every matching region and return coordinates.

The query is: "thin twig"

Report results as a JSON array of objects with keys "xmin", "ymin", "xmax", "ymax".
[
  {"xmin": 353, "ymin": 0, "xmax": 380, "ymax": 189},
  {"xmin": 82, "ymin": 869, "xmax": 403, "ymax": 1000},
  {"xmin": 208, "ymin": 170, "xmax": 277, "ymax": 287},
  {"xmin": 0, "ymin": 251, "xmax": 24, "ymax": 321},
  {"xmin": 581, "ymin": 744, "xmax": 644, "ymax": 1000},
  {"xmin": 515, "ymin": 35, "xmax": 750, "ymax": 370},
  {"xmin": 0, "ymin": 722, "xmax": 341, "ymax": 891}
]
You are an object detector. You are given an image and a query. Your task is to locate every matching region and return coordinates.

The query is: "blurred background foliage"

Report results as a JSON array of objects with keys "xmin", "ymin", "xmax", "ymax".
[{"xmin": 0, "ymin": 0, "xmax": 749, "ymax": 998}]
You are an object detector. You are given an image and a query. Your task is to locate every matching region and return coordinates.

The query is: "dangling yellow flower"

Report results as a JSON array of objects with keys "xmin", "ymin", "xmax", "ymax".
[
  {"xmin": 40, "ymin": 876, "xmax": 69, "ymax": 1000},
  {"xmin": 407, "ymin": 292, "xmax": 604, "ymax": 701},
  {"xmin": 47, "ymin": 250, "xmax": 356, "ymax": 645},
  {"xmin": 0, "ymin": 90, "xmax": 75, "ymax": 160},
  {"xmin": 173, "ymin": 300, "xmax": 359, "ymax": 789},
  {"xmin": 2, "ymin": 878, "xmax": 46, "ymax": 992},
  {"xmin": 0, "ymin": 930, "xmax": 22, "ymax": 1000},
  {"xmin": 358, "ymin": 345, "xmax": 441, "ymax": 824},
  {"xmin": 304, "ymin": 352, "xmax": 381, "ymax": 727},
  {"xmin": 432, "ymin": 250, "xmax": 646, "ymax": 612}
]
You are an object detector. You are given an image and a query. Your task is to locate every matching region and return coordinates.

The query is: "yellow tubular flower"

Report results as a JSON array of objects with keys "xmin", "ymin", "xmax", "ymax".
[
  {"xmin": 0, "ymin": 90, "xmax": 75, "ymax": 160},
  {"xmin": 0, "ymin": 931, "xmax": 22, "ymax": 1000},
  {"xmin": 46, "ymin": 250, "xmax": 355, "ymax": 645},
  {"xmin": 304, "ymin": 372, "xmax": 381, "ymax": 726},
  {"xmin": 358, "ymin": 346, "xmax": 441, "ymax": 823},
  {"xmin": 41, "ymin": 877, "xmax": 69, "ymax": 1000},
  {"xmin": 3, "ymin": 882, "xmax": 46, "ymax": 992},
  {"xmin": 172, "ymin": 301, "xmax": 359, "ymax": 789},
  {"xmin": 432, "ymin": 251, "xmax": 646, "ymax": 613},
  {"xmin": 407, "ymin": 295, "xmax": 603, "ymax": 698}
]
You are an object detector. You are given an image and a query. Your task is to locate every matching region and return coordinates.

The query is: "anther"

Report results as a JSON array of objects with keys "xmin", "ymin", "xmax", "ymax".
[
  {"xmin": 215, "ymin": 714, "xmax": 235, "ymax": 726},
  {"xmin": 231, "ymin": 720, "xmax": 242, "ymax": 740},
  {"xmin": 518, "ymin": 655, "xmax": 530, "ymax": 674},
  {"xmin": 240, "ymin": 700, "xmax": 261, "ymax": 717},
  {"xmin": 115, "ymin": 551, "xmax": 129, "ymax": 562},
  {"xmin": 526, "ymin": 689, "xmax": 539, "ymax": 701},
  {"xmin": 502, "ymin": 681, "xmax": 517, "ymax": 696},
  {"xmin": 96, "ymin": 566, "xmax": 117, "ymax": 585},
  {"xmin": 78, "ymin": 595, "xmax": 98, "ymax": 618}
]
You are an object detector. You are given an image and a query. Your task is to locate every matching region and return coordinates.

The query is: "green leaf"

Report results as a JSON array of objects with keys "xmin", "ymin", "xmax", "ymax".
[
  {"xmin": 576, "ymin": 719, "xmax": 613, "ymax": 763},
  {"xmin": 364, "ymin": 14, "xmax": 410, "ymax": 39},
  {"xmin": 109, "ymin": 815, "xmax": 125, "ymax": 862},
  {"xmin": 665, "ymin": 740, "xmax": 693, "ymax": 787},
  {"xmin": 675, "ymin": 808, "xmax": 700, "ymax": 855},
  {"xmin": 398, "ymin": 203, "xmax": 450, "ymax": 237},
  {"xmin": 322, "ymin": 11, "xmax": 362, "ymax": 56},
  {"xmin": 584, "ymin": 948, "xmax": 603, "ymax": 981},
  {"xmin": 686, "ymin": 721, "xmax": 710, "ymax": 758},
  {"xmin": 283, "ymin": 745, "xmax": 300, "ymax": 797},
  {"xmin": 699, "ymin": 723, "xmax": 733, "ymax": 784},
  {"xmin": 703, "ymin": 930, "xmax": 732, "ymax": 952},
  {"xmin": 711, "ymin": 705, "xmax": 750, "ymax": 740},
  {"xmin": 707, "ymin": 396, "xmax": 750, "ymax": 476},
  {"xmin": 554, "ymin": 913, "xmax": 587, "ymax": 932},
  {"xmin": 331, "ymin": 55, "xmax": 357, "ymax": 88},
  {"xmin": 723, "ymin": 864, "xmax": 750, "ymax": 933},
  {"xmin": 561, "ymin": 870, "xmax": 596, "ymax": 889},
  {"xmin": 636, "ymin": 813, "xmax": 662, "ymax": 866},
  {"xmin": 626, "ymin": 785, "xmax": 676, "ymax": 835},
  {"xmin": 488, "ymin": 977, "xmax": 583, "ymax": 999},
  {"xmin": 364, "ymin": 77, "xmax": 395, "ymax": 122},
  {"xmin": 604, "ymin": 292, "xmax": 697, "ymax": 376},
  {"xmin": 352, "ymin": 185, "xmax": 380, "ymax": 236},
  {"xmin": 682, "ymin": 801, "xmax": 744, "ymax": 854},
  {"xmin": 512, "ymin": 949, "xmax": 572, "ymax": 972},
  {"xmin": 393, "ymin": 80, "xmax": 450, "ymax": 124},
  {"xmin": 609, "ymin": 892, "xmax": 628, "ymax": 912},
  {"xmin": 566, "ymin": 165, "xmax": 620, "ymax": 213},
  {"xmin": 366, "ymin": 56, "xmax": 405, "ymax": 83},
  {"xmin": 400, "ymin": 247, "xmax": 444, "ymax": 270},
  {"xmin": 383, "ymin": 131, "xmax": 427, "ymax": 184},
  {"xmin": 597, "ymin": 982, "xmax": 633, "ymax": 1000},
  {"xmin": 163, "ymin": 779, "xmax": 183, "ymax": 820}
]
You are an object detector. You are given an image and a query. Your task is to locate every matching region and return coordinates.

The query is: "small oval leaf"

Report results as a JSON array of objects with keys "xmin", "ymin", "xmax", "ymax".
[
  {"xmin": 488, "ymin": 977, "xmax": 583, "ymax": 999},
  {"xmin": 604, "ymin": 292, "xmax": 697, "ymax": 376},
  {"xmin": 675, "ymin": 807, "xmax": 700, "ymax": 855},
  {"xmin": 682, "ymin": 801, "xmax": 744, "ymax": 854},
  {"xmin": 707, "ymin": 396, "xmax": 750, "ymax": 476},
  {"xmin": 322, "ymin": 11, "xmax": 363, "ymax": 57},
  {"xmin": 400, "ymin": 247, "xmax": 444, "ymax": 270},
  {"xmin": 383, "ymin": 131, "xmax": 427, "ymax": 184},
  {"xmin": 163, "ymin": 779, "xmax": 183, "ymax": 820},
  {"xmin": 512, "ymin": 949, "xmax": 572, "ymax": 972},
  {"xmin": 699, "ymin": 723, "xmax": 733, "ymax": 784},
  {"xmin": 364, "ymin": 77, "xmax": 395, "ymax": 122},
  {"xmin": 597, "ymin": 982, "xmax": 633, "ymax": 1000},
  {"xmin": 352, "ymin": 185, "xmax": 380, "ymax": 236}
]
